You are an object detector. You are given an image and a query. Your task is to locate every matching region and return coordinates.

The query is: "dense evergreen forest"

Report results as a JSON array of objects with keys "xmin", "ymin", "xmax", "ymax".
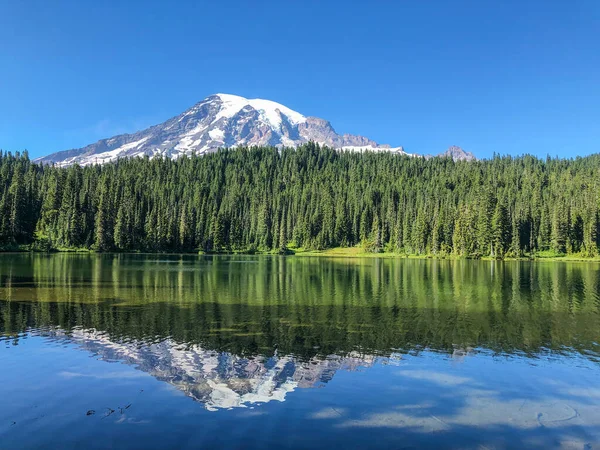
[{"xmin": 0, "ymin": 144, "xmax": 599, "ymax": 258}]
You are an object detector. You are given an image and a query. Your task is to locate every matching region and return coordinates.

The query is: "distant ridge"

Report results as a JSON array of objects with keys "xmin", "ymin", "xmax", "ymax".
[{"xmin": 439, "ymin": 146, "xmax": 476, "ymax": 161}]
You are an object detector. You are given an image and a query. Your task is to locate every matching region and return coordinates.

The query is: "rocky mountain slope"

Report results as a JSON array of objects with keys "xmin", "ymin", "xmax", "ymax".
[
  {"xmin": 438, "ymin": 145, "xmax": 476, "ymax": 161},
  {"xmin": 36, "ymin": 94, "xmax": 474, "ymax": 166}
]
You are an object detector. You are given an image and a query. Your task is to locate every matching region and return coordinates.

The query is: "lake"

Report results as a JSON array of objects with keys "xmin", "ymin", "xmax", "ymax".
[{"xmin": 1, "ymin": 254, "xmax": 600, "ymax": 449}]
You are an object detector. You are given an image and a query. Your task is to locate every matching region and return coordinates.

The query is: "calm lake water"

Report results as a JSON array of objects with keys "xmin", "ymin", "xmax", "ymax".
[{"xmin": 1, "ymin": 254, "xmax": 600, "ymax": 449}]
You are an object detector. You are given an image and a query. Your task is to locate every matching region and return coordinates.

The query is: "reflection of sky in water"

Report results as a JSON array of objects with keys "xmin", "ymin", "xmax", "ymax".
[
  {"xmin": 1, "ymin": 254, "xmax": 600, "ymax": 449},
  {"xmin": 2, "ymin": 331, "xmax": 600, "ymax": 449},
  {"xmin": 3, "ymin": 328, "xmax": 389, "ymax": 411}
]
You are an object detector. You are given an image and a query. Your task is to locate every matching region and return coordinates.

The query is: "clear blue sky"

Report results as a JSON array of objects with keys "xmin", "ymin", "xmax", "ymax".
[{"xmin": 1, "ymin": 0, "xmax": 599, "ymax": 159}]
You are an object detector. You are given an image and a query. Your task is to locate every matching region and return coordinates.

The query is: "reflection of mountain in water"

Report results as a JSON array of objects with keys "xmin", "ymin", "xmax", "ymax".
[{"xmin": 42, "ymin": 327, "xmax": 398, "ymax": 411}]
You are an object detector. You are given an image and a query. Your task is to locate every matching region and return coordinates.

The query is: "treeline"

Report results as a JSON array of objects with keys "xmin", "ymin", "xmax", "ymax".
[{"xmin": 0, "ymin": 144, "xmax": 599, "ymax": 257}]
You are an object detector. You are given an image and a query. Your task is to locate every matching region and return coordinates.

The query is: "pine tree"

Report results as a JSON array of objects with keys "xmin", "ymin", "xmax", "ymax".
[
  {"xmin": 551, "ymin": 203, "xmax": 568, "ymax": 254},
  {"xmin": 114, "ymin": 201, "xmax": 129, "ymax": 250},
  {"xmin": 476, "ymin": 189, "xmax": 495, "ymax": 256},
  {"xmin": 453, "ymin": 205, "xmax": 474, "ymax": 256},
  {"xmin": 94, "ymin": 176, "xmax": 113, "ymax": 251},
  {"xmin": 8, "ymin": 165, "xmax": 27, "ymax": 243},
  {"xmin": 491, "ymin": 202, "xmax": 510, "ymax": 257},
  {"xmin": 278, "ymin": 209, "xmax": 288, "ymax": 254}
]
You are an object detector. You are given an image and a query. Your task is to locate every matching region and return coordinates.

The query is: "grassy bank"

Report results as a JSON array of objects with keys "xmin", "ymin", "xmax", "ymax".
[
  {"xmin": 2, "ymin": 245, "xmax": 600, "ymax": 262},
  {"xmin": 289, "ymin": 246, "xmax": 600, "ymax": 262}
]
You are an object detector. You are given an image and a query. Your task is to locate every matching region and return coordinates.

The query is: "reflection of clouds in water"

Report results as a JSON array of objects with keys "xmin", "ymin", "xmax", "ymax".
[
  {"xmin": 24, "ymin": 328, "xmax": 600, "ymax": 448},
  {"xmin": 562, "ymin": 388, "xmax": 600, "ymax": 399},
  {"xmin": 115, "ymin": 416, "xmax": 151, "ymax": 425},
  {"xmin": 310, "ymin": 407, "xmax": 347, "ymax": 419},
  {"xmin": 335, "ymin": 410, "xmax": 452, "ymax": 432},
  {"xmin": 316, "ymin": 365, "xmax": 600, "ymax": 449},
  {"xmin": 59, "ymin": 370, "xmax": 148, "ymax": 380},
  {"xmin": 540, "ymin": 378, "xmax": 600, "ymax": 400},
  {"xmin": 237, "ymin": 409, "xmax": 268, "ymax": 417},
  {"xmin": 396, "ymin": 369, "xmax": 471, "ymax": 386},
  {"xmin": 8, "ymin": 328, "xmax": 600, "ymax": 448}
]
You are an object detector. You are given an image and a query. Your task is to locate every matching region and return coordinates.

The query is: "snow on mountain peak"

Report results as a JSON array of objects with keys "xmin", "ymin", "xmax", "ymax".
[
  {"xmin": 213, "ymin": 93, "xmax": 307, "ymax": 128},
  {"xmin": 37, "ymin": 94, "xmax": 474, "ymax": 167}
]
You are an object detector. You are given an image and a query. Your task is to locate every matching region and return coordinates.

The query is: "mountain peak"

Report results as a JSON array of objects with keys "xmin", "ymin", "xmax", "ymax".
[
  {"xmin": 440, "ymin": 146, "xmax": 476, "ymax": 161},
  {"xmin": 211, "ymin": 93, "xmax": 307, "ymax": 129},
  {"xmin": 35, "ymin": 94, "xmax": 474, "ymax": 166}
]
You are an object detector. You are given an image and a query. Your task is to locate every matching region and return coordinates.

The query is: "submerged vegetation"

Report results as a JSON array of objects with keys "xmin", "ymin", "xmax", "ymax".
[{"xmin": 0, "ymin": 144, "xmax": 599, "ymax": 258}]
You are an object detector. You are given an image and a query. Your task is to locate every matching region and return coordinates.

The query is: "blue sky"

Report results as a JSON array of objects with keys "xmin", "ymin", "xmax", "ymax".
[{"xmin": 1, "ymin": 0, "xmax": 599, "ymax": 159}]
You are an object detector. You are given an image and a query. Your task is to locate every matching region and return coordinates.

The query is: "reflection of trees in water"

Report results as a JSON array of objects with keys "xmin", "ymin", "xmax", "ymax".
[{"xmin": 0, "ymin": 254, "xmax": 599, "ymax": 359}]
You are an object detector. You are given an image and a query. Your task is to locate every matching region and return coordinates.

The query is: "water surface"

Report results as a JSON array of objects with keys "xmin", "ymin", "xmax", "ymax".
[{"xmin": 1, "ymin": 254, "xmax": 600, "ymax": 449}]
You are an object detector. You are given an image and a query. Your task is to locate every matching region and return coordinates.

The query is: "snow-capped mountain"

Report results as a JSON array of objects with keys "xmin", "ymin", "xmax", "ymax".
[{"xmin": 37, "ymin": 94, "xmax": 412, "ymax": 166}]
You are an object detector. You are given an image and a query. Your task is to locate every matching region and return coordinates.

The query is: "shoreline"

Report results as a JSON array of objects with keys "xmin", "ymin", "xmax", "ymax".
[
  {"xmin": 291, "ymin": 248, "xmax": 600, "ymax": 262},
  {"xmin": 1, "ymin": 246, "xmax": 600, "ymax": 263}
]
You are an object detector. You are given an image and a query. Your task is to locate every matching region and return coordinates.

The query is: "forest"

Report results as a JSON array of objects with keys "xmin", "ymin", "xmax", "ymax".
[{"xmin": 0, "ymin": 143, "xmax": 599, "ymax": 258}]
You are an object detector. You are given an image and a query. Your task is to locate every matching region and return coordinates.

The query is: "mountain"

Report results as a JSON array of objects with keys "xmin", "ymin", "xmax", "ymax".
[
  {"xmin": 439, "ymin": 145, "xmax": 476, "ymax": 161},
  {"xmin": 36, "ymin": 94, "xmax": 410, "ymax": 166},
  {"xmin": 35, "ymin": 94, "xmax": 474, "ymax": 166}
]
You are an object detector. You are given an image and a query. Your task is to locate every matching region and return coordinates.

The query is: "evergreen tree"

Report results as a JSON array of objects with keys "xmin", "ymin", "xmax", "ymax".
[
  {"xmin": 94, "ymin": 176, "xmax": 113, "ymax": 251},
  {"xmin": 476, "ymin": 189, "xmax": 495, "ymax": 256},
  {"xmin": 551, "ymin": 203, "xmax": 568, "ymax": 254},
  {"xmin": 8, "ymin": 165, "xmax": 27, "ymax": 243},
  {"xmin": 491, "ymin": 202, "xmax": 510, "ymax": 257}
]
